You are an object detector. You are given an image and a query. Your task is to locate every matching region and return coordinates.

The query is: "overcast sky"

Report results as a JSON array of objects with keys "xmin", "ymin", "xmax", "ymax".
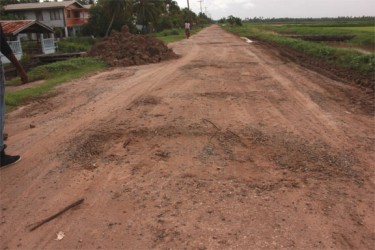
[{"xmin": 175, "ymin": 0, "xmax": 375, "ymax": 20}]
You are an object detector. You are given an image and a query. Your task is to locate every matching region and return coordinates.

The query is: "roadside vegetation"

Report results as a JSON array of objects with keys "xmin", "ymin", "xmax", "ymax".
[
  {"xmin": 5, "ymin": 57, "xmax": 106, "ymax": 110},
  {"xmin": 154, "ymin": 25, "xmax": 206, "ymax": 43},
  {"xmin": 57, "ymin": 36, "xmax": 98, "ymax": 53},
  {"xmin": 82, "ymin": 0, "xmax": 212, "ymax": 37},
  {"xmin": 258, "ymin": 24, "xmax": 374, "ymax": 49},
  {"xmin": 223, "ymin": 17, "xmax": 375, "ymax": 78}
]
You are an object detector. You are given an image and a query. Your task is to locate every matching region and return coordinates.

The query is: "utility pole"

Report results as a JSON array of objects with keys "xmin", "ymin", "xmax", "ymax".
[
  {"xmin": 198, "ymin": 0, "xmax": 203, "ymax": 14},
  {"xmin": 187, "ymin": 0, "xmax": 190, "ymax": 21}
]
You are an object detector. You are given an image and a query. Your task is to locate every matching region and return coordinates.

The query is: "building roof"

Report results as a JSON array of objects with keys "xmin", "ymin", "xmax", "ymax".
[
  {"xmin": 0, "ymin": 20, "xmax": 54, "ymax": 36},
  {"xmin": 4, "ymin": 1, "xmax": 84, "ymax": 11}
]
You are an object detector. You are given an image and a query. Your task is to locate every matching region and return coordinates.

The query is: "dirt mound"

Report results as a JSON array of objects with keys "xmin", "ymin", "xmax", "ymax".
[{"xmin": 89, "ymin": 26, "xmax": 178, "ymax": 67}]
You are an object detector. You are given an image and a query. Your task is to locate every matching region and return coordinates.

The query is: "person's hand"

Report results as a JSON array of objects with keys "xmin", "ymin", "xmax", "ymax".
[{"xmin": 18, "ymin": 69, "xmax": 28, "ymax": 84}]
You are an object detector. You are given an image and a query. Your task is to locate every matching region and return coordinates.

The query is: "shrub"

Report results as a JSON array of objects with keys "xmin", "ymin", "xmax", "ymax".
[
  {"xmin": 57, "ymin": 36, "xmax": 97, "ymax": 53},
  {"xmin": 170, "ymin": 29, "xmax": 179, "ymax": 35}
]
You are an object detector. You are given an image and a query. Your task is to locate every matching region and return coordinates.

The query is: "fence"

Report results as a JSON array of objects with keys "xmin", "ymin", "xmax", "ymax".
[
  {"xmin": 41, "ymin": 38, "xmax": 56, "ymax": 54},
  {"xmin": 0, "ymin": 40, "xmax": 22, "ymax": 64}
]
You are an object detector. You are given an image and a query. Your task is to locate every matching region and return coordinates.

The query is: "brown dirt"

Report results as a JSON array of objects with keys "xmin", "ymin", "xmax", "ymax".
[
  {"xmin": 247, "ymin": 37, "xmax": 375, "ymax": 91},
  {"xmin": 88, "ymin": 26, "xmax": 178, "ymax": 67},
  {"xmin": 1, "ymin": 25, "xmax": 374, "ymax": 249}
]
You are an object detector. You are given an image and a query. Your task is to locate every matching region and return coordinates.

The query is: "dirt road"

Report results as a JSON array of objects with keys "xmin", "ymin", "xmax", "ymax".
[{"xmin": 1, "ymin": 25, "xmax": 374, "ymax": 249}]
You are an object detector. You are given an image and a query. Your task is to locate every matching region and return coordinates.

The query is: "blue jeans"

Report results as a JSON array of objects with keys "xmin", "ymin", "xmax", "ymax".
[{"xmin": 0, "ymin": 60, "xmax": 4, "ymax": 152}]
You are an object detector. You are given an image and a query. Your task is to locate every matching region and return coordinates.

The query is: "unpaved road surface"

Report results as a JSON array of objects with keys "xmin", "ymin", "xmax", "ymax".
[{"xmin": 1, "ymin": 25, "xmax": 374, "ymax": 249}]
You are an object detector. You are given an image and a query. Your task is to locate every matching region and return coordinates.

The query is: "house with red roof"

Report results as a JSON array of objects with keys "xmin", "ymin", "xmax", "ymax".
[
  {"xmin": 0, "ymin": 20, "xmax": 55, "ymax": 63},
  {"xmin": 4, "ymin": 0, "xmax": 91, "ymax": 37}
]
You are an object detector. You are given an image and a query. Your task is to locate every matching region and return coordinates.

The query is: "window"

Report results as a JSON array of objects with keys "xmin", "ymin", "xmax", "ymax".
[
  {"xmin": 36, "ymin": 11, "xmax": 43, "ymax": 21},
  {"xmin": 50, "ymin": 10, "xmax": 61, "ymax": 20},
  {"xmin": 67, "ymin": 10, "xmax": 71, "ymax": 18}
]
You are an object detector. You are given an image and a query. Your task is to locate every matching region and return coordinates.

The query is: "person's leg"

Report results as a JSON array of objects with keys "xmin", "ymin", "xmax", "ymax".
[{"xmin": 0, "ymin": 60, "xmax": 21, "ymax": 167}]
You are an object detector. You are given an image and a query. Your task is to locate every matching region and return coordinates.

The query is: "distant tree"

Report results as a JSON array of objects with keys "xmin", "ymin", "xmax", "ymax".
[
  {"xmin": 103, "ymin": 0, "xmax": 133, "ymax": 37},
  {"xmin": 227, "ymin": 15, "xmax": 242, "ymax": 26},
  {"xmin": 0, "ymin": 0, "xmax": 26, "ymax": 19},
  {"xmin": 83, "ymin": 0, "xmax": 204, "ymax": 36},
  {"xmin": 181, "ymin": 7, "xmax": 197, "ymax": 24},
  {"xmin": 165, "ymin": 0, "xmax": 180, "ymax": 15},
  {"xmin": 133, "ymin": 0, "xmax": 162, "ymax": 33},
  {"xmin": 218, "ymin": 18, "xmax": 226, "ymax": 24},
  {"xmin": 82, "ymin": 0, "xmax": 133, "ymax": 37},
  {"xmin": 197, "ymin": 12, "xmax": 212, "ymax": 26}
]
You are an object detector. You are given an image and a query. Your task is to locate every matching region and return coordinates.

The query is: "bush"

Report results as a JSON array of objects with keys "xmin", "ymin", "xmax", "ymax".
[
  {"xmin": 57, "ymin": 36, "xmax": 97, "ymax": 53},
  {"xmin": 18, "ymin": 57, "xmax": 104, "ymax": 83},
  {"xmin": 170, "ymin": 29, "xmax": 179, "ymax": 35}
]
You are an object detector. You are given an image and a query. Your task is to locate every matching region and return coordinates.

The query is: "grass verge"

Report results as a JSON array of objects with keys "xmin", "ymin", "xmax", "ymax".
[
  {"xmin": 57, "ymin": 36, "xmax": 98, "ymax": 53},
  {"xmin": 5, "ymin": 57, "xmax": 106, "ymax": 110},
  {"xmin": 154, "ymin": 26, "xmax": 207, "ymax": 43},
  {"xmin": 257, "ymin": 24, "xmax": 375, "ymax": 48},
  {"xmin": 224, "ymin": 24, "xmax": 375, "ymax": 77}
]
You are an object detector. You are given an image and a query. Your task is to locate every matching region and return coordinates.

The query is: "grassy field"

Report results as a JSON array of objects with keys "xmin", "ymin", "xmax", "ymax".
[
  {"xmin": 5, "ymin": 57, "xmax": 106, "ymax": 110},
  {"xmin": 224, "ymin": 23, "xmax": 375, "ymax": 77},
  {"xmin": 255, "ymin": 23, "xmax": 375, "ymax": 49}
]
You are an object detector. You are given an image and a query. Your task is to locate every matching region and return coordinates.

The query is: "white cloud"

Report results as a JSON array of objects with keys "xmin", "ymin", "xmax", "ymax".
[
  {"xmin": 210, "ymin": 0, "xmax": 255, "ymax": 11},
  {"xmin": 176, "ymin": 0, "xmax": 375, "ymax": 20}
]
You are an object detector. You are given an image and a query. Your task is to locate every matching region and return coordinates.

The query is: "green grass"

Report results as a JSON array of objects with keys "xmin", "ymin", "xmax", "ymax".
[
  {"xmin": 5, "ymin": 57, "xmax": 106, "ymax": 110},
  {"xmin": 154, "ymin": 27, "xmax": 205, "ymax": 43},
  {"xmin": 224, "ymin": 23, "xmax": 375, "ymax": 77},
  {"xmin": 255, "ymin": 24, "xmax": 375, "ymax": 47},
  {"xmin": 57, "ymin": 36, "xmax": 98, "ymax": 53},
  {"xmin": 338, "ymin": 26, "xmax": 375, "ymax": 32}
]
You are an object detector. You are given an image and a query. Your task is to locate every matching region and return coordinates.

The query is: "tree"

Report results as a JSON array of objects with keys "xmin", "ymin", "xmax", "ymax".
[
  {"xmin": 181, "ymin": 8, "xmax": 197, "ymax": 24},
  {"xmin": 165, "ymin": 0, "xmax": 180, "ymax": 15},
  {"xmin": 197, "ymin": 12, "xmax": 212, "ymax": 26},
  {"xmin": 227, "ymin": 15, "xmax": 242, "ymax": 26},
  {"xmin": 102, "ymin": 0, "xmax": 132, "ymax": 37},
  {"xmin": 218, "ymin": 18, "xmax": 226, "ymax": 24},
  {"xmin": 133, "ymin": 0, "xmax": 163, "ymax": 33},
  {"xmin": 82, "ymin": 0, "xmax": 133, "ymax": 37}
]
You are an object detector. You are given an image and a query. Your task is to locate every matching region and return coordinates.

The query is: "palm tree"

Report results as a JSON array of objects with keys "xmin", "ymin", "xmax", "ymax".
[
  {"xmin": 102, "ymin": 0, "xmax": 132, "ymax": 37},
  {"xmin": 133, "ymin": 0, "xmax": 162, "ymax": 33},
  {"xmin": 164, "ymin": 0, "xmax": 180, "ymax": 15}
]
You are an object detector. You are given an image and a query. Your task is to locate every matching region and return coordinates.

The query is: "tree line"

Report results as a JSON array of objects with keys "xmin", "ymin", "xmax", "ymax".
[
  {"xmin": 0, "ymin": 0, "xmax": 213, "ymax": 37},
  {"xmin": 243, "ymin": 16, "xmax": 375, "ymax": 26},
  {"xmin": 84, "ymin": 0, "xmax": 213, "ymax": 37}
]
